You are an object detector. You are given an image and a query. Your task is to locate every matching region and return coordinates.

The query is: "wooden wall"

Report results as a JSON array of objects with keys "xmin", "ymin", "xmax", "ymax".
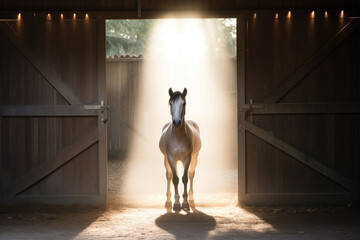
[
  {"xmin": 0, "ymin": 0, "xmax": 359, "ymax": 206},
  {"xmin": 0, "ymin": 0, "xmax": 359, "ymax": 11},
  {"xmin": 106, "ymin": 58, "xmax": 141, "ymax": 157},
  {"xmin": 0, "ymin": 16, "xmax": 106, "ymax": 205},
  {"xmin": 239, "ymin": 13, "xmax": 360, "ymax": 205}
]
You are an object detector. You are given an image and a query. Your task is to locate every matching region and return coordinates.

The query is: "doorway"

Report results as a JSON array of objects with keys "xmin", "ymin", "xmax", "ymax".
[{"xmin": 105, "ymin": 18, "xmax": 238, "ymax": 207}]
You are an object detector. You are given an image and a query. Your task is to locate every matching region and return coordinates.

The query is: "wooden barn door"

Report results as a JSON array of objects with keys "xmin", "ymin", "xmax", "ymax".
[
  {"xmin": 0, "ymin": 15, "xmax": 107, "ymax": 205},
  {"xmin": 238, "ymin": 14, "xmax": 359, "ymax": 205}
]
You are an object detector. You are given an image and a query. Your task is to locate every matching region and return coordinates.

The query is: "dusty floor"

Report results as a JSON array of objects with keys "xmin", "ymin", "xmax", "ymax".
[
  {"xmin": 1, "ymin": 158, "xmax": 358, "ymax": 239},
  {"xmin": 107, "ymin": 157, "xmax": 238, "ymax": 206},
  {"xmin": 107, "ymin": 157, "xmax": 238, "ymax": 208},
  {"xmin": 0, "ymin": 204, "xmax": 359, "ymax": 240}
]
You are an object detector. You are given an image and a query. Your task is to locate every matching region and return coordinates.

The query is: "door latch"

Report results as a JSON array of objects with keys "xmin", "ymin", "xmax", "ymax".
[
  {"xmin": 84, "ymin": 100, "xmax": 110, "ymax": 126},
  {"xmin": 84, "ymin": 100, "xmax": 110, "ymax": 112}
]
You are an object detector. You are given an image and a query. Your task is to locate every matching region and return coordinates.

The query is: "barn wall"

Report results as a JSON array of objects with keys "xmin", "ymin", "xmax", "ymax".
[
  {"xmin": 0, "ymin": 1, "xmax": 359, "ymax": 206},
  {"xmin": 240, "ymin": 14, "xmax": 360, "ymax": 205},
  {"xmin": 0, "ymin": 0, "xmax": 359, "ymax": 11},
  {"xmin": 0, "ymin": 16, "xmax": 106, "ymax": 205}
]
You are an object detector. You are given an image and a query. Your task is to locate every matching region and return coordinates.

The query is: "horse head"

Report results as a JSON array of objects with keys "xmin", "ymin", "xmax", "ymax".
[{"xmin": 168, "ymin": 88, "xmax": 187, "ymax": 127}]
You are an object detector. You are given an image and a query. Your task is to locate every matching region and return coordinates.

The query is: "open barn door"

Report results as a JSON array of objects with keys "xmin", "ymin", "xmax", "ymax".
[
  {"xmin": 0, "ymin": 15, "xmax": 107, "ymax": 205},
  {"xmin": 238, "ymin": 15, "xmax": 360, "ymax": 205}
]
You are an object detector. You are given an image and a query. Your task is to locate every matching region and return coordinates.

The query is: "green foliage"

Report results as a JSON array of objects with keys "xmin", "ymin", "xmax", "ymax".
[
  {"xmin": 214, "ymin": 18, "xmax": 237, "ymax": 57},
  {"xmin": 106, "ymin": 20, "xmax": 153, "ymax": 57},
  {"xmin": 106, "ymin": 19, "xmax": 236, "ymax": 57}
]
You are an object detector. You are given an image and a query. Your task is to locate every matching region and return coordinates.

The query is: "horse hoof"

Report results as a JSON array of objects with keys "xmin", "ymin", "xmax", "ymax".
[
  {"xmin": 173, "ymin": 203, "xmax": 181, "ymax": 212},
  {"xmin": 182, "ymin": 202, "xmax": 190, "ymax": 211}
]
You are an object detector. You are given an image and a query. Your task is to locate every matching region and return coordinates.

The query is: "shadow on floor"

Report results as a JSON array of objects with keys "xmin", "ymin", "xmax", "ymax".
[
  {"xmin": 214, "ymin": 205, "xmax": 360, "ymax": 240},
  {"xmin": 0, "ymin": 205, "xmax": 105, "ymax": 240},
  {"xmin": 155, "ymin": 208, "xmax": 216, "ymax": 240}
]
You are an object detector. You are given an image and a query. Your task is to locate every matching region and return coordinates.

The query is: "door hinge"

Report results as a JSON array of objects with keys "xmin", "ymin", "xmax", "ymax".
[
  {"xmin": 84, "ymin": 100, "xmax": 109, "ymax": 125},
  {"xmin": 84, "ymin": 100, "xmax": 110, "ymax": 111}
]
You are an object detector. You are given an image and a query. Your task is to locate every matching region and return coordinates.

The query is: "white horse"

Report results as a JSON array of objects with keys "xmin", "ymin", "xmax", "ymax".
[{"xmin": 159, "ymin": 88, "xmax": 201, "ymax": 212}]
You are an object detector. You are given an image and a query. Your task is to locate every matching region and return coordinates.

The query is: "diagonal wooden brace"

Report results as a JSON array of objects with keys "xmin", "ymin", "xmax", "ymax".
[
  {"xmin": 264, "ymin": 19, "xmax": 359, "ymax": 103},
  {"xmin": 1, "ymin": 127, "xmax": 99, "ymax": 200},
  {"xmin": 245, "ymin": 120, "xmax": 358, "ymax": 193},
  {"xmin": 0, "ymin": 22, "xmax": 82, "ymax": 105}
]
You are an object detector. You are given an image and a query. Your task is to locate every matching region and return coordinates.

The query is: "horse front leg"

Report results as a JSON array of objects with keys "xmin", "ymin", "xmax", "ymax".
[
  {"xmin": 164, "ymin": 155, "xmax": 172, "ymax": 211},
  {"xmin": 181, "ymin": 155, "xmax": 191, "ymax": 211},
  {"xmin": 188, "ymin": 153, "xmax": 198, "ymax": 209},
  {"xmin": 167, "ymin": 155, "xmax": 181, "ymax": 212}
]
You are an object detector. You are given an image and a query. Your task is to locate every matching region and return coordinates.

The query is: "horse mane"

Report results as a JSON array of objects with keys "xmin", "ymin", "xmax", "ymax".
[{"xmin": 169, "ymin": 91, "xmax": 186, "ymax": 105}]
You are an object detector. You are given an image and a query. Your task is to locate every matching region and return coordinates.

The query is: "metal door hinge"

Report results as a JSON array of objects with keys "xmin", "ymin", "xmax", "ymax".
[
  {"xmin": 84, "ymin": 100, "xmax": 110, "ymax": 111},
  {"xmin": 84, "ymin": 100, "xmax": 109, "ymax": 125}
]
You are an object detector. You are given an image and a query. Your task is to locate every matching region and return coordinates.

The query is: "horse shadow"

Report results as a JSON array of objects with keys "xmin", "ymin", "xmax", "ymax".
[{"xmin": 155, "ymin": 208, "xmax": 216, "ymax": 240}]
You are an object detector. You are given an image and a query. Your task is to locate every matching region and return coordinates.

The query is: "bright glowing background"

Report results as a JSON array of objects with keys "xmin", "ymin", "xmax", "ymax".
[{"xmin": 117, "ymin": 18, "xmax": 237, "ymax": 207}]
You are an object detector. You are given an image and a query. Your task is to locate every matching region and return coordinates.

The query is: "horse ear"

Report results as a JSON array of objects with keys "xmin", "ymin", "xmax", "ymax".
[
  {"xmin": 182, "ymin": 88, "xmax": 187, "ymax": 97},
  {"xmin": 169, "ymin": 88, "xmax": 173, "ymax": 97}
]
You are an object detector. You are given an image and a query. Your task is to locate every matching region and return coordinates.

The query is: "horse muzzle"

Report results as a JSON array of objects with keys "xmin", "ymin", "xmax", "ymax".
[{"xmin": 173, "ymin": 119, "xmax": 182, "ymax": 126}]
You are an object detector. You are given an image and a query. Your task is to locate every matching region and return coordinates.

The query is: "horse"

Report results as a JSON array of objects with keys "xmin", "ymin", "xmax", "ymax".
[{"xmin": 159, "ymin": 88, "xmax": 201, "ymax": 212}]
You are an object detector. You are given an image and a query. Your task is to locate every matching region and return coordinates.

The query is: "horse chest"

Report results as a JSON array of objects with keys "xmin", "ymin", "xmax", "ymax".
[{"xmin": 166, "ymin": 139, "xmax": 192, "ymax": 158}]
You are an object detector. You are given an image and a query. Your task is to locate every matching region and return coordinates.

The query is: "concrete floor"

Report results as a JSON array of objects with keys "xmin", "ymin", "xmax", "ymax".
[{"xmin": 0, "ymin": 204, "xmax": 359, "ymax": 240}]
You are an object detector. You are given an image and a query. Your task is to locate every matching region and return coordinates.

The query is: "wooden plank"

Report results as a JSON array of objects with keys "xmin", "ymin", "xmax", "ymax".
[
  {"xmin": 237, "ymin": 16, "xmax": 247, "ymax": 200},
  {"xmin": 245, "ymin": 17, "xmax": 282, "ymax": 103},
  {"xmin": 0, "ymin": 33, "xmax": 2, "ymax": 201},
  {"xmin": 60, "ymin": 117, "xmax": 72, "ymax": 194},
  {"xmin": 45, "ymin": 117, "xmax": 56, "ymax": 194},
  {"xmin": 1, "ymin": 127, "xmax": 99, "ymax": 199},
  {"xmin": 0, "ymin": 22, "xmax": 82, "ymax": 105},
  {"xmin": 245, "ymin": 120, "xmax": 358, "ymax": 193},
  {"xmin": 0, "ymin": 108, "xmax": 1, "ymax": 199},
  {"xmin": 334, "ymin": 115, "xmax": 360, "ymax": 185},
  {"xmin": 106, "ymin": 62, "xmax": 113, "ymax": 151},
  {"xmin": 264, "ymin": 19, "xmax": 359, "ymax": 103},
  {"xmin": 240, "ymin": 193, "xmax": 355, "ymax": 206},
  {"xmin": 239, "ymin": 102, "xmax": 360, "ymax": 114},
  {"xmin": 1, "ymin": 105, "xmax": 98, "ymax": 116},
  {"xmin": 78, "ymin": 143, "xmax": 99, "ymax": 194},
  {"xmin": 246, "ymin": 116, "xmax": 286, "ymax": 193},
  {"xmin": 1, "ymin": 10, "xmax": 360, "ymax": 21},
  {"xmin": 246, "ymin": 131, "xmax": 261, "ymax": 193},
  {"xmin": 5, "ymin": 195, "xmax": 106, "ymax": 206},
  {"xmin": 0, "ymin": 119, "xmax": 11, "ymax": 196},
  {"xmin": 0, "ymin": 1, "xmax": 360, "ymax": 12},
  {"xmin": 97, "ymin": 17, "xmax": 108, "ymax": 197}
]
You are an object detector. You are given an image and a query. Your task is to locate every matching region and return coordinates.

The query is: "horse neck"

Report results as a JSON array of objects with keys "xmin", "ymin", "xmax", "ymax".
[{"xmin": 171, "ymin": 121, "xmax": 189, "ymax": 138}]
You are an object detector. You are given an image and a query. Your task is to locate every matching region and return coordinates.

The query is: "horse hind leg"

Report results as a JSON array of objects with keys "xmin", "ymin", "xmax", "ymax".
[{"xmin": 164, "ymin": 155, "xmax": 172, "ymax": 211}]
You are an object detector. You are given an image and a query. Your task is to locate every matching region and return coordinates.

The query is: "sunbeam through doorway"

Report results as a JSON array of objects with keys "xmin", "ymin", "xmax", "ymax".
[{"xmin": 106, "ymin": 18, "xmax": 238, "ymax": 207}]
